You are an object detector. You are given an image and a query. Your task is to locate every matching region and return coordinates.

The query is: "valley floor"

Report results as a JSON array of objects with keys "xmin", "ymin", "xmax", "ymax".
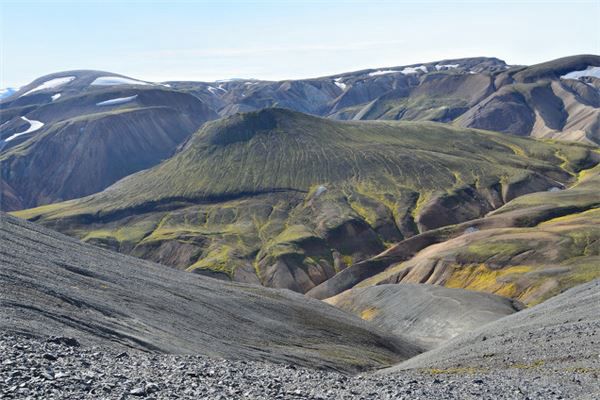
[{"xmin": 2, "ymin": 334, "xmax": 598, "ymax": 400}]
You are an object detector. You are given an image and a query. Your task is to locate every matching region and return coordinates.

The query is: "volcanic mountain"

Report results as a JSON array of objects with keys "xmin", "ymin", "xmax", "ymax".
[
  {"xmin": 170, "ymin": 54, "xmax": 600, "ymax": 144},
  {"xmin": 0, "ymin": 70, "xmax": 216, "ymax": 211},
  {"xmin": 15, "ymin": 108, "xmax": 599, "ymax": 295},
  {"xmin": 2, "ymin": 55, "xmax": 598, "ymax": 212}
]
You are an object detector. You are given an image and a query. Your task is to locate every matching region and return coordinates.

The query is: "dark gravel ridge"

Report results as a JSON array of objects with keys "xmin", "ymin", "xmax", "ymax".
[{"xmin": 2, "ymin": 333, "xmax": 598, "ymax": 400}]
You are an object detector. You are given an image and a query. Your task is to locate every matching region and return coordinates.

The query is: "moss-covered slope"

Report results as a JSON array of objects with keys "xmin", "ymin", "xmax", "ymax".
[
  {"xmin": 317, "ymin": 160, "xmax": 600, "ymax": 305},
  {"xmin": 14, "ymin": 109, "xmax": 599, "ymax": 293}
]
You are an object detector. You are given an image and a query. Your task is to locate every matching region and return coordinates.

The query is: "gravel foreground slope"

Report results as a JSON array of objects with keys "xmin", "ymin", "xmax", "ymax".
[
  {"xmin": 0, "ymin": 213, "xmax": 417, "ymax": 372},
  {"xmin": 2, "ymin": 213, "xmax": 600, "ymax": 399},
  {"xmin": 2, "ymin": 333, "xmax": 598, "ymax": 400}
]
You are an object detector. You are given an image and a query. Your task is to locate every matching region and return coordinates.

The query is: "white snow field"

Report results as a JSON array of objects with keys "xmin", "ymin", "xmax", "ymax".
[
  {"xmin": 91, "ymin": 76, "xmax": 151, "ymax": 86},
  {"xmin": 400, "ymin": 65, "xmax": 428, "ymax": 74},
  {"xmin": 435, "ymin": 64, "xmax": 460, "ymax": 70},
  {"xmin": 560, "ymin": 66, "xmax": 600, "ymax": 80},
  {"xmin": 4, "ymin": 117, "xmax": 45, "ymax": 142},
  {"xmin": 20, "ymin": 77, "xmax": 75, "ymax": 97},
  {"xmin": 96, "ymin": 95, "xmax": 138, "ymax": 106},
  {"xmin": 368, "ymin": 70, "xmax": 399, "ymax": 77},
  {"xmin": 333, "ymin": 78, "xmax": 347, "ymax": 90}
]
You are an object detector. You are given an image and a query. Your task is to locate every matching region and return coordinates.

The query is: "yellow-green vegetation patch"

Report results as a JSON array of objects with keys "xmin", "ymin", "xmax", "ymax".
[
  {"xmin": 446, "ymin": 264, "xmax": 534, "ymax": 299},
  {"xmin": 360, "ymin": 307, "xmax": 379, "ymax": 321},
  {"xmin": 83, "ymin": 220, "xmax": 157, "ymax": 244},
  {"xmin": 11, "ymin": 201, "xmax": 75, "ymax": 221},
  {"xmin": 186, "ymin": 245, "xmax": 236, "ymax": 276},
  {"xmin": 461, "ymin": 240, "xmax": 530, "ymax": 263},
  {"xmin": 271, "ymin": 224, "xmax": 316, "ymax": 245}
]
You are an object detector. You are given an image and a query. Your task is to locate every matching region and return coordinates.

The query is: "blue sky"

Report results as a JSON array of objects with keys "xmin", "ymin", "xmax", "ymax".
[{"xmin": 1, "ymin": 0, "xmax": 599, "ymax": 87}]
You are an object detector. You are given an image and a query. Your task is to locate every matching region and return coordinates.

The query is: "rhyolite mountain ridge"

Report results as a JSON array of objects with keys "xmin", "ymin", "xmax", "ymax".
[
  {"xmin": 1, "ymin": 71, "xmax": 217, "ymax": 210},
  {"xmin": 14, "ymin": 108, "xmax": 600, "ymax": 297},
  {"xmin": 1, "ymin": 55, "xmax": 599, "ymax": 212},
  {"xmin": 2, "ymin": 55, "xmax": 600, "ymax": 397},
  {"xmin": 3, "ymin": 54, "xmax": 600, "ymax": 303}
]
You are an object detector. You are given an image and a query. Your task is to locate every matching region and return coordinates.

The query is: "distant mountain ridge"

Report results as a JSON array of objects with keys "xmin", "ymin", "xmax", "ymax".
[
  {"xmin": 15, "ymin": 108, "xmax": 598, "ymax": 295},
  {"xmin": 1, "ymin": 70, "xmax": 217, "ymax": 210},
  {"xmin": 156, "ymin": 54, "xmax": 600, "ymax": 144},
  {"xmin": 2, "ymin": 55, "xmax": 598, "ymax": 212},
  {"xmin": 4, "ymin": 54, "xmax": 600, "ymax": 318}
]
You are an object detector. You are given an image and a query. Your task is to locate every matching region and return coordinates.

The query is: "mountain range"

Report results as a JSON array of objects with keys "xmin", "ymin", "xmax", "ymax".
[
  {"xmin": 3, "ymin": 54, "xmax": 599, "ymax": 296},
  {"xmin": 1, "ymin": 54, "xmax": 599, "ymax": 397}
]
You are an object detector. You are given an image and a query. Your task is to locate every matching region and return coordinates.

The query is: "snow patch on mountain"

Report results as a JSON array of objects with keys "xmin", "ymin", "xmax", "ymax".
[
  {"xmin": 51, "ymin": 93, "xmax": 62, "ymax": 101},
  {"xmin": 207, "ymin": 86, "xmax": 227, "ymax": 95},
  {"xmin": 4, "ymin": 117, "xmax": 44, "ymax": 142},
  {"xmin": 0, "ymin": 88, "xmax": 18, "ymax": 100},
  {"xmin": 400, "ymin": 65, "xmax": 428, "ymax": 74},
  {"xmin": 368, "ymin": 70, "xmax": 399, "ymax": 77},
  {"xmin": 333, "ymin": 78, "xmax": 347, "ymax": 90},
  {"xmin": 91, "ymin": 76, "xmax": 151, "ymax": 86},
  {"xmin": 21, "ymin": 77, "xmax": 75, "ymax": 97},
  {"xmin": 560, "ymin": 66, "xmax": 600, "ymax": 80},
  {"xmin": 96, "ymin": 95, "xmax": 138, "ymax": 106},
  {"xmin": 314, "ymin": 185, "xmax": 327, "ymax": 197},
  {"xmin": 435, "ymin": 64, "xmax": 459, "ymax": 71}
]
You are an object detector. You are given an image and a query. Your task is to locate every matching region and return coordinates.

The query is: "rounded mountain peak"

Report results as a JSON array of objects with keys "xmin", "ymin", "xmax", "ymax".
[{"xmin": 195, "ymin": 107, "xmax": 315, "ymax": 146}]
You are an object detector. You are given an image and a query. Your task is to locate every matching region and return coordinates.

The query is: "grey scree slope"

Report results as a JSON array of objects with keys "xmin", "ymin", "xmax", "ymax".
[
  {"xmin": 0, "ymin": 212, "xmax": 420, "ymax": 373},
  {"xmin": 385, "ymin": 278, "xmax": 600, "ymax": 374},
  {"xmin": 325, "ymin": 284, "xmax": 523, "ymax": 350}
]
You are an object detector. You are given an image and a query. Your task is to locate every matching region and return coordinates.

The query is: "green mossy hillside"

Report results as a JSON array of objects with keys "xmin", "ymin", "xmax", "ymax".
[{"xmin": 13, "ymin": 109, "xmax": 600, "ymax": 293}]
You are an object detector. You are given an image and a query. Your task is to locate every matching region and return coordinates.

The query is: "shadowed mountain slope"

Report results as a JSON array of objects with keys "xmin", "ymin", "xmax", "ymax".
[
  {"xmin": 14, "ymin": 109, "xmax": 598, "ymax": 294},
  {"xmin": 0, "ymin": 213, "xmax": 420, "ymax": 373},
  {"xmin": 0, "ymin": 71, "xmax": 217, "ymax": 211}
]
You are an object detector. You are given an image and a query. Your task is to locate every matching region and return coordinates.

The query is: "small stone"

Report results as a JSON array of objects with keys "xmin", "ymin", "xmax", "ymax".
[
  {"xmin": 43, "ymin": 353, "xmax": 58, "ymax": 361},
  {"xmin": 145, "ymin": 383, "xmax": 159, "ymax": 394},
  {"xmin": 130, "ymin": 387, "xmax": 146, "ymax": 396},
  {"xmin": 47, "ymin": 337, "xmax": 80, "ymax": 347}
]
